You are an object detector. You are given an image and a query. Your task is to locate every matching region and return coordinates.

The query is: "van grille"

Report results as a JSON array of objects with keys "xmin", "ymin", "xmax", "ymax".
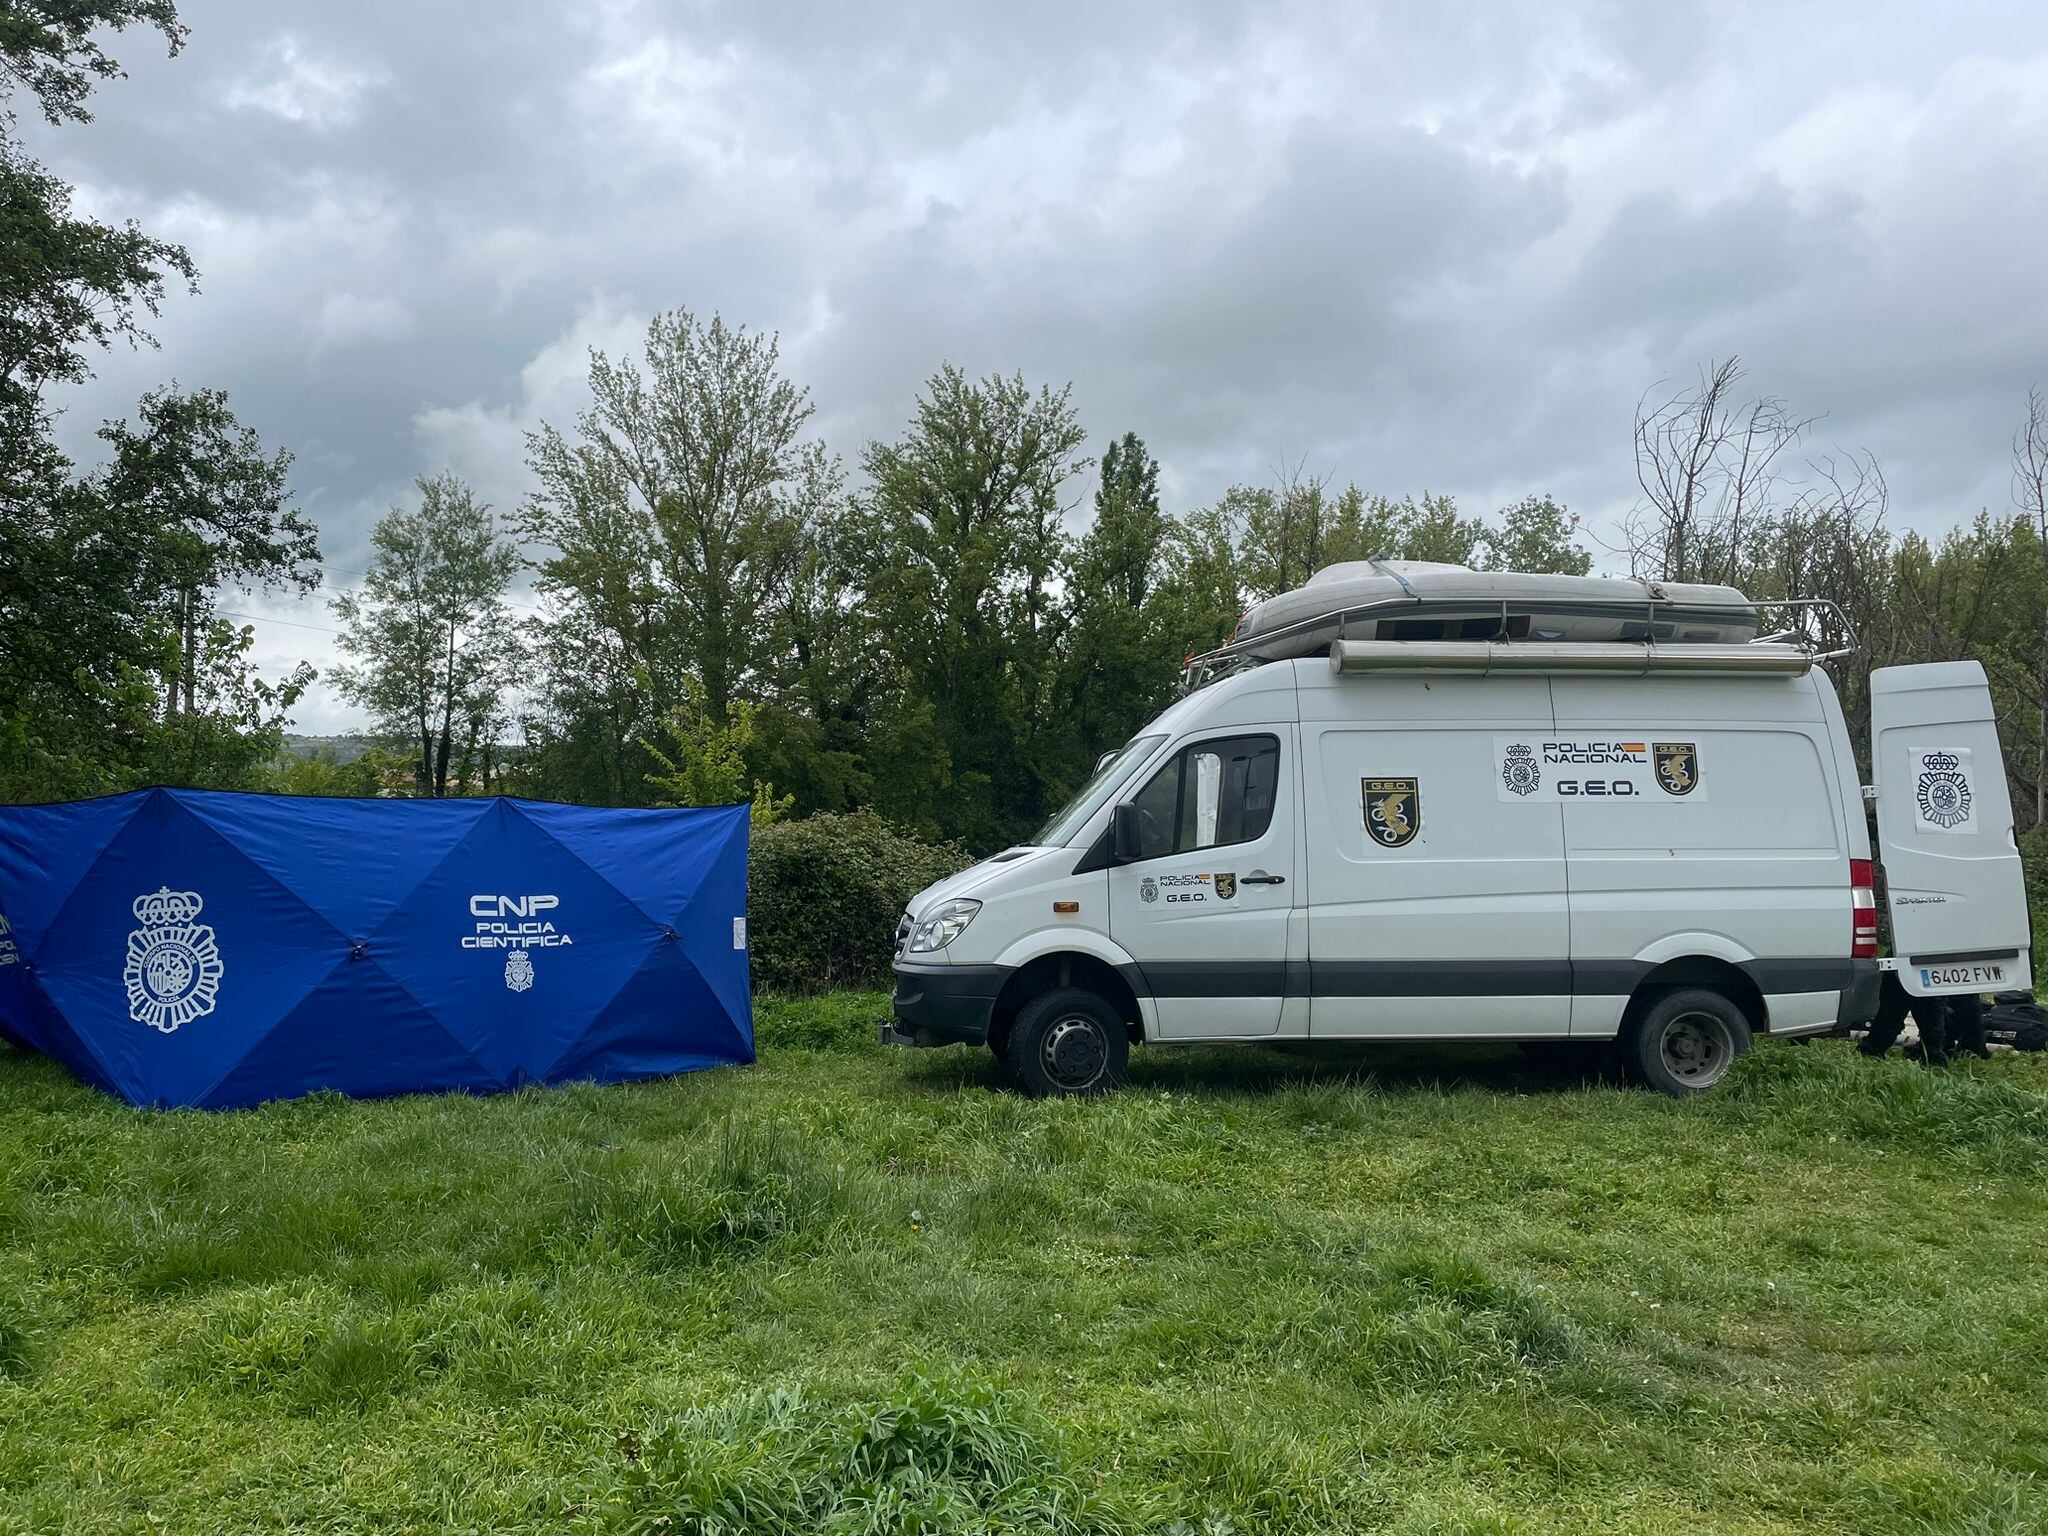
[{"xmin": 894, "ymin": 911, "xmax": 913, "ymax": 957}]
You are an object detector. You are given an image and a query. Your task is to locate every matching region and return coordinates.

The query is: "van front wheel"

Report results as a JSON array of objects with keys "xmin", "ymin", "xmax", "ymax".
[
  {"xmin": 1007, "ymin": 987, "xmax": 1129, "ymax": 1098},
  {"xmin": 1625, "ymin": 988, "xmax": 1751, "ymax": 1096}
]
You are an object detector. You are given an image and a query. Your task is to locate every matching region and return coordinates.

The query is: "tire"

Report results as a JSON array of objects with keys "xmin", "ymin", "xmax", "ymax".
[
  {"xmin": 1005, "ymin": 986, "xmax": 1130, "ymax": 1099},
  {"xmin": 1624, "ymin": 988, "xmax": 1752, "ymax": 1097}
]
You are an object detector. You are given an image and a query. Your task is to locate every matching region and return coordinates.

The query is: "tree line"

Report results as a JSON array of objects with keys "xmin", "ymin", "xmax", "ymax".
[
  {"xmin": 317, "ymin": 310, "xmax": 1598, "ymax": 850},
  {"xmin": 8, "ymin": 6, "xmax": 2048, "ymax": 879}
]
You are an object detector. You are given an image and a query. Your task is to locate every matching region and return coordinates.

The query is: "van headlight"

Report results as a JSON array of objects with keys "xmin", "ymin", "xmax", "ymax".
[{"xmin": 908, "ymin": 898, "xmax": 981, "ymax": 953}]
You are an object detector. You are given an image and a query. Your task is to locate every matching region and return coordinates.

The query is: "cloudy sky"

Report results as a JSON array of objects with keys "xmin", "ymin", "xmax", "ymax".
[{"xmin": 23, "ymin": 0, "xmax": 2048, "ymax": 731}]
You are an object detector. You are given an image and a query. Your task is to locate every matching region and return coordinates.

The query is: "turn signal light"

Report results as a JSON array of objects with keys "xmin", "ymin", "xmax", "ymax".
[
  {"xmin": 1053, "ymin": 901, "xmax": 1079, "ymax": 915},
  {"xmin": 1850, "ymin": 858, "xmax": 1879, "ymax": 960}
]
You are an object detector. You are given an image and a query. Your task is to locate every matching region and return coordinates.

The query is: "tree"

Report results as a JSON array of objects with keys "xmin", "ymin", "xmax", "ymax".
[
  {"xmin": 1, "ymin": 11, "xmax": 199, "ymax": 797},
  {"xmin": 0, "ymin": 142, "xmax": 196, "ymax": 432},
  {"xmin": 265, "ymin": 741, "xmax": 408, "ymax": 798},
  {"xmin": 1626, "ymin": 357, "xmax": 1810, "ymax": 583},
  {"xmin": 521, "ymin": 309, "xmax": 834, "ymax": 734},
  {"xmin": 1478, "ymin": 494, "xmax": 1592, "ymax": 575},
  {"xmin": 94, "ymin": 385, "xmax": 317, "ymax": 715},
  {"xmin": 1, "ymin": 0, "xmax": 185, "ymax": 127},
  {"xmin": 643, "ymin": 692, "xmax": 791, "ymax": 822},
  {"xmin": 748, "ymin": 488, "xmax": 880, "ymax": 814},
  {"xmin": 332, "ymin": 474, "xmax": 523, "ymax": 797},
  {"xmin": 1060, "ymin": 433, "xmax": 1183, "ymax": 760},
  {"xmin": 2015, "ymin": 388, "xmax": 2048, "ymax": 825},
  {"xmin": 854, "ymin": 366, "xmax": 1089, "ymax": 846}
]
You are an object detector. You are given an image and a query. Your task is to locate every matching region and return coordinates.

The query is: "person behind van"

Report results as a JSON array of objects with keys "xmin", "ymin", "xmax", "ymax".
[
  {"xmin": 1858, "ymin": 972, "xmax": 1948, "ymax": 1063},
  {"xmin": 1945, "ymin": 991, "xmax": 1991, "ymax": 1060},
  {"xmin": 1854, "ymin": 805, "xmax": 1982, "ymax": 1065}
]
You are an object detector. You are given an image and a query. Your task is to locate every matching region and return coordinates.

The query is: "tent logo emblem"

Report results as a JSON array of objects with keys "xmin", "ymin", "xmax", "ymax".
[
  {"xmin": 123, "ymin": 887, "xmax": 223, "ymax": 1034},
  {"xmin": 504, "ymin": 950, "xmax": 535, "ymax": 992}
]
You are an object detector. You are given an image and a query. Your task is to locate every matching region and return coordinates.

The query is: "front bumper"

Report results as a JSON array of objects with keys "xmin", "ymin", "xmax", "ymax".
[{"xmin": 885, "ymin": 960, "xmax": 1008, "ymax": 1047}]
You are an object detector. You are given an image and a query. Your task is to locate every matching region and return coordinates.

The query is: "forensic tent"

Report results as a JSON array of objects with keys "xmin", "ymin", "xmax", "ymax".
[{"xmin": 0, "ymin": 789, "xmax": 751, "ymax": 1109}]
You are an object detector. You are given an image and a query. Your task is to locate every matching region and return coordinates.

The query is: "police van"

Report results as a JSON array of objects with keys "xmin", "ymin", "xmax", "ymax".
[{"xmin": 884, "ymin": 565, "xmax": 2033, "ymax": 1097}]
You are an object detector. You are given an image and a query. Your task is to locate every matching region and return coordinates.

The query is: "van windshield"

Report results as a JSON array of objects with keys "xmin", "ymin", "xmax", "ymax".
[{"xmin": 1032, "ymin": 735, "xmax": 1167, "ymax": 846}]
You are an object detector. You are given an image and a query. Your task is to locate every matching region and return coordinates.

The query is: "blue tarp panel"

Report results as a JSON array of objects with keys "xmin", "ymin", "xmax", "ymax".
[{"xmin": 0, "ymin": 789, "xmax": 752, "ymax": 1109}]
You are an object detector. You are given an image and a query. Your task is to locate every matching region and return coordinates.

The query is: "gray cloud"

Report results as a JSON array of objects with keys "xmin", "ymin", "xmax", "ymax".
[{"xmin": 17, "ymin": 0, "xmax": 2048, "ymax": 729}]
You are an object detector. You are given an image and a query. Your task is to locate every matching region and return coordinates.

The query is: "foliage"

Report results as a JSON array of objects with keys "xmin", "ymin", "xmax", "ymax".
[
  {"xmin": 853, "ymin": 366, "xmax": 1091, "ymax": 846},
  {"xmin": 0, "ymin": 0, "xmax": 185, "ymax": 126},
  {"xmin": 644, "ymin": 694, "xmax": 792, "ymax": 822},
  {"xmin": 263, "ymin": 741, "xmax": 409, "ymax": 798},
  {"xmin": 331, "ymin": 474, "xmax": 521, "ymax": 796},
  {"xmin": 747, "ymin": 811, "xmax": 969, "ymax": 991},
  {"xmin": 1059, "ymin": 433, "xmax": 1186, "ymax": 777},
  {"xmin": 0, "ymin": 8, "xmax": 324, "ymax": 806},
  {"xmin": 94, "ymin": 384, "xmax": 317, "ymax": 714},
  {"xmin": 0, "ymin": 1027, "xmax": 2045, "ymax": 1531},
  {"xmin": 518, "ymin": 307, "xmax": 838, "ymax": 788},
  {"xmin": 0, "ymin": 139, "xmax": 195, "ymax": 416}
]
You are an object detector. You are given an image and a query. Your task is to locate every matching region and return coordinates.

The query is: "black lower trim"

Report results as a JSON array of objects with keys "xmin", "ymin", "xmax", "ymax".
[
  {"xmin": 1112, "ymin": 955, "xmax": 1861, "ymax": 1001},
  {"xmin": 890, "ymin": 962, "xmax": 1009, "ymax": 1046},
  {"xmin": 1744, "ymin": 958, "xmax": 1862, "ymax": 994},
  {"xmin": 1900, "ymin": 947, "xmax": 2021, "ymax": 967}
]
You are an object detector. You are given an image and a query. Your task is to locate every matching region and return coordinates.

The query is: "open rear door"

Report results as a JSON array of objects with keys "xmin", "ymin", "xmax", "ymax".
[{"xmin": 1870, "ymin": 661, "xmax": 2033, "ymax": 996}]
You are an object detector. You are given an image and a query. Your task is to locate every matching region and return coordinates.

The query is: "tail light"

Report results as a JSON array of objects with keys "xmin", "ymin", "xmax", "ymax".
[{"xmin": 1850, "ymin": 858, "xmax": 1879, "ymax": 959}]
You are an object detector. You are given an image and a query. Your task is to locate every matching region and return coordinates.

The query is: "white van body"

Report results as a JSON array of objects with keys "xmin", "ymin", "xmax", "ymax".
[{"xmin": 887, "ymin": 651, "xmax": 2032, "ymax": 1094}]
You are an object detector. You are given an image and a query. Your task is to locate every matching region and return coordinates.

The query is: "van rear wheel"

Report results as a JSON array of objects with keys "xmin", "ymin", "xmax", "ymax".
[
  {"xmin": 1007, "ymin": 986, "xmax": 1129, "ymax": 1098},
  {"xmin": 1625, "ymin": 988, "xmax": 1751, "ymax": 1096}
]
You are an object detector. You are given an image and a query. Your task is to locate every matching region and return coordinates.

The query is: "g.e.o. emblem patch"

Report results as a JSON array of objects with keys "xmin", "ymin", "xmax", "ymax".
[
  {"xmin": 1363, "ymin": 777, "xmax": 1420, "ymax": 848},
  {"xmin": 1653, "ymin": 742, "xmax": 1699, "ymax": 796}
]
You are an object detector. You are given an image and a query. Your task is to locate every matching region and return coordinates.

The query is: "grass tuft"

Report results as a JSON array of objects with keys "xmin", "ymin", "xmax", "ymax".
[
  {"xmin": 0, "ymin": 1271, "xmax": 43, "ymax": 1381},
  {"xmin": 580, "ymin": 1371, "xmax": 1148, "ymax": 1534},
  {"xmin": 1720, "ymin": 1042, "xmax": 2048, "ymax": 1168}
]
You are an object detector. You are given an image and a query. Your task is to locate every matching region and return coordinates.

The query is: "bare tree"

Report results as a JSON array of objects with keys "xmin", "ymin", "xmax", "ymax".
[
  {"xmin": 2015, "ymin": 387, "xmax": 2048, "ymax": 824},
  {"xmin": 1267, "ymin": 453, "xmax": 1329, "ymax": 593},
  {"xmin": 1624, "ymin": 357, "xmax": 1813, "ymax": 583}
]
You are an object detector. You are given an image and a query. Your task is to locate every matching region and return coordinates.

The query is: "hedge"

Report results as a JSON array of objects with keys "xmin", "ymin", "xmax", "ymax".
[{"xmin": 747, "ymin": 810, "xmax": 972, "ymax": 993}]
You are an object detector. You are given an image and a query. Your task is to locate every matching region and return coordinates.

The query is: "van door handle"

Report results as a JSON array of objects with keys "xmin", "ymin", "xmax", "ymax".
[{"xmin": 1242, "ymin": 872, "xmax": 1286, "ymax": 885}]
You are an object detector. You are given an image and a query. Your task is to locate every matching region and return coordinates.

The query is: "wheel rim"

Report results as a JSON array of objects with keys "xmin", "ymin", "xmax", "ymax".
[
  {"xmin": 1661, "ymin": 1010, "xmax": 1733, "ymax": 1084},
  {"xmin": 1041, "ymin": 1013, "xmax": 1108, "ymax": 1089}
]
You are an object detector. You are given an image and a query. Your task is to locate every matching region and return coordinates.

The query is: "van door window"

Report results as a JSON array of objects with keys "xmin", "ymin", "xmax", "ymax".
[{"xmin": 1125, "ymin": 734, "xmax": 1280, "ymax": 859}]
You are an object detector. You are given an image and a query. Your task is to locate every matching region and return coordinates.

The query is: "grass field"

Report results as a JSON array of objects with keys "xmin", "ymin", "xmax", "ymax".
[{"xmin": 2, "ymin": 998, "xmax": 2046, "ymax": 1535}]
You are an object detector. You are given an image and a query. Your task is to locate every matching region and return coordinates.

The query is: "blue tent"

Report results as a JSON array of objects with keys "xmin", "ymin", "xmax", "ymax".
[{"xmin": 0, "ymin": 789, "xmax": 751, "ymax": 1109}]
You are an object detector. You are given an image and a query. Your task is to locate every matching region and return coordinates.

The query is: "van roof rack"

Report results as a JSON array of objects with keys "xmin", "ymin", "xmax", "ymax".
[{"xmin": 1182, "ymin": 595, "xmax": 1857, "ymax": 692}]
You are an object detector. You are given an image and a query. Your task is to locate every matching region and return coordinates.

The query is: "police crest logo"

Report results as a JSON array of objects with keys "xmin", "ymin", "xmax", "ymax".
[
  {"xmin": 504, "ymin": 950, "xmax": 535, "ymax": 992},
  {"xmin": 1916, "ymin": 750, "xmax": 1973, "ymax": 830},
  {"xmin": 1363, "ymin": 777, "xmax": 1421, "ymax": 848},
  {"xmin": 1653, "ymin": 742, "xmax": 1699, "ymax": 796},
  {"xmin": 122, "ymin": 887, "xmax": 224, "ymax": 1034},
  {"xmin": 1214, "ymin": 872, "xmax": 1237, "ymax": 900},
  {"xmin": 1500, "ymin": 742, "xmax": 1540, "ymax": 797},
  {"xmin": 1139, "ymin": 876, "xmax": 1159, "ymax": 904}
]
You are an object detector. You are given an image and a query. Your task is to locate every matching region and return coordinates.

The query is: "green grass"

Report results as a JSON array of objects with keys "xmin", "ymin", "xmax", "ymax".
[{"xmin": 1, "ymin": 996, "xmax": 2045, "ymax": 1533}]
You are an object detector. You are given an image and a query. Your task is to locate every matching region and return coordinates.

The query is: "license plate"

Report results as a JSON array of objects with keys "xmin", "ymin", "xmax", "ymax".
[{"xmin": 1915, "ymin": 959, "xmax": 2010, "ymax": 993}]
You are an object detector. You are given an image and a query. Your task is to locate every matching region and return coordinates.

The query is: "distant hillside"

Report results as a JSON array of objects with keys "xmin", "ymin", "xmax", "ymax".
[{"xmin": 281, "ymin": 734, "xmax": 384, "ymax": 765}]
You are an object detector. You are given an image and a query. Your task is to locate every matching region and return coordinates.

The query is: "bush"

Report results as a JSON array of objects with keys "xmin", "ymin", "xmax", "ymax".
[{"xmin": 748, "ymin": 810, "xmax": 970, "ymax": 992}]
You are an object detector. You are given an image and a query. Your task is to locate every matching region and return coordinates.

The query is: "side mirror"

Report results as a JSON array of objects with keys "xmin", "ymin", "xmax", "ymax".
[{"xmin": 1111, "ymin": 803, "xmax": 1144, "ymax": 863}]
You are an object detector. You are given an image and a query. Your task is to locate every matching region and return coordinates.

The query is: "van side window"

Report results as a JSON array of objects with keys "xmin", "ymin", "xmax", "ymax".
[{"xmin": 1125, "ymin": 734, "xmax": 1280, "ymax": 858}]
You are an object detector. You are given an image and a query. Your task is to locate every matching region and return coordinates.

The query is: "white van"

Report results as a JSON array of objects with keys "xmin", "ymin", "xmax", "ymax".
[{"xmin": 885, "ymin": 623, "xmax": 2032, "ymax": 1097}]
